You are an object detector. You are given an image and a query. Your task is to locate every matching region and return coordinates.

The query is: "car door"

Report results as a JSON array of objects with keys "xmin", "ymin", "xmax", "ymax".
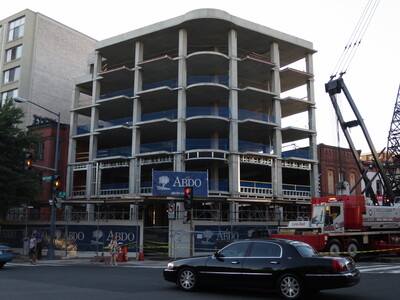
[
  {"xmin": 241, "ymin": 241, "xmax": 283, "ymax": 288},
  {"xmin": 202, "ymin": 241, "xmax": 249, "ymax": 286}
]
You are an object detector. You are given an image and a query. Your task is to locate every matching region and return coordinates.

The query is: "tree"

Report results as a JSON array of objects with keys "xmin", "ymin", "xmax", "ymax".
[{"xmin": 0, "ymin": 100, "xmax": 41, "ymax": 214}]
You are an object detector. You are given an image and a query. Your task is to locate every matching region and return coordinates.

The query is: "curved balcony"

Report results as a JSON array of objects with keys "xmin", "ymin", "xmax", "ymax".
[
  {"xmin": 187, "ymin": 75, "xmax": 229, "ymax": 87},
  {"xmin": 187, "ymin": 51, "xmax": 229, "ymax": 76},
  {"xmin": 186, "ymin": 107, "xmax": 230, "ymax": 118},
  {"xmin": 186, "ymin": 138, "xmax": 229, "ymax": 151}
]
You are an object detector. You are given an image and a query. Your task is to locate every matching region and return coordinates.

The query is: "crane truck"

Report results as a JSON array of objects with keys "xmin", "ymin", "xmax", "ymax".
[{"xmin": 271, "ymin": 77, "xmax": 400, "ymax": 258}]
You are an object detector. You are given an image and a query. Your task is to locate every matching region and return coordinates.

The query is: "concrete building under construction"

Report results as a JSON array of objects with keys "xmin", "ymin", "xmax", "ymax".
[{"xmin": 66, "ymin": 9, "xmax": 317, "ymax": 257}]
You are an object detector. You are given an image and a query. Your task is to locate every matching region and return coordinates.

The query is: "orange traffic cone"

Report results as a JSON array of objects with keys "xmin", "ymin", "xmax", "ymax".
[{"xmin": 137, "ymin": 246, "xmax": 144, "ymax": 261}]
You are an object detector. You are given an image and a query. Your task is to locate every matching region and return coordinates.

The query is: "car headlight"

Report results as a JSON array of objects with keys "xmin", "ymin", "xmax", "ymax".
[{"xmin": 167, "ymin": 262, "xmax": 175, "ymax": 270}]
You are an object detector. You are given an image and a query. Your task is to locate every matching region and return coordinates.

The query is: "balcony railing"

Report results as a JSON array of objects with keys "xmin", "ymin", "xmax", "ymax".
[
  {"xmin": 141, "ymin": 109, "xmax": 177, "ymax": 122},
  {"xmin": 187, "ymin": 107, "xmax": 230, "ymax": 118},
  {"xmin": 238, "ymin": 109, "xmax": 275, "ymax": 122},
  {"xmin": 97, "ymin": 146, "xmax": 131, "ymax": 158},
  {"xmin": 187, "ymin": 75, "xmax": 229, "ymax": 86},
  {"xmin": 238, "ymin": 141, "xmax": 271, "ymax": 154},
  {"xmin": 98, "ymin": 117, "xmax": 133, "ymax": 128},
  {"xmin": 186, "ymin": 139, "xmax": 229, "ymax": 151},
  {"xmin": 240, "ymin": 180, "xmax": 310, "ymax": 199},
  {"xmin": 100, "ymin": 88, "xmax": 133, "ymax": 99},
  {"xmin": 140, "ymin": 140, "xmax": 177, "ymax": 153},
  {"xmin": 282, "ymin": 149, "xmax": 310, "ymax": 159},
  {"xmin": 142, "ymin": 76, "xmax": 229, "ymax": 91}
]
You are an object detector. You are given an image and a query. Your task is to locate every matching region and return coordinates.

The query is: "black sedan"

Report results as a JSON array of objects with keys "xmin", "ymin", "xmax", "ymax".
[{"xmin": 164, "ymin": 239, "xmax": 360, "ymax": 300}]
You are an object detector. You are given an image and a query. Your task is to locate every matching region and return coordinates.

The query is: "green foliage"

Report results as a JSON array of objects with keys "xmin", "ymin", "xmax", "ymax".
[{"xmin": 0, "ymin": 101, "xmax": 41, "ymax": 213}]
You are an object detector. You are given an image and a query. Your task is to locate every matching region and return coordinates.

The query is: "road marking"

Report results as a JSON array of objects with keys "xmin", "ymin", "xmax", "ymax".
[{"xmin": 357, "ymin": 263, "xmax": 400, "ymax": 273}]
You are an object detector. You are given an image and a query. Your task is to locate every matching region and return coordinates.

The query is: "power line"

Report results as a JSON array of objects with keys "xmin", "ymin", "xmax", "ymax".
[{"xmin": 330, "ymin": 0, "xmax": 380, "ymax": 80}]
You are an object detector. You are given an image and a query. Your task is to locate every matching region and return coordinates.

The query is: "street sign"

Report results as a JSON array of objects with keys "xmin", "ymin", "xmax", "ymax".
[
  {"xmin": 59, "ymin": 192, "xmax": 66, "ymax": 197},
  {"xmin": 42, "ymin": 176, "xmax": 52, "ymax": 181},
  {"xmin": 168, "ymin": 202, "xmax": 176, "ymax": 219}
]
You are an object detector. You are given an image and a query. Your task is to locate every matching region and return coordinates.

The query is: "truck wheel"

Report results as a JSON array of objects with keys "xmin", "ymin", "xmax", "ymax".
[
  {"xmin": 326, "ymin": 239, "xmax": 342, "ymax": 254},
  {"xmin": 347, "ymin": 239, "xmax": 361, "ymax": 259}
]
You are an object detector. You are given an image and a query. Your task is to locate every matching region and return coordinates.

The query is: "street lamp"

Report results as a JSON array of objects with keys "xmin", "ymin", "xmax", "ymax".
[{"xmin": 14, "ymin": 96, "xmax": 60, "ymax": 259}]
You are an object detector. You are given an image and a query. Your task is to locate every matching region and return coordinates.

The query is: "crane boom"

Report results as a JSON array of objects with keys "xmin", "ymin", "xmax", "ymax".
[
  {"xmin": 386, "ymin": 84, "xmax": 400, "ymax": 198},
  {"xmin": 325, "ymin": 77, "xmax": 395, "ymax": 205}
]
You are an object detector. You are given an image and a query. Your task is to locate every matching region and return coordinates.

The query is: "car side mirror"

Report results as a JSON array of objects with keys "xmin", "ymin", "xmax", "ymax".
[{"xmin": 213, "ymin": 251, "xmax": 222, "ymax": 259}]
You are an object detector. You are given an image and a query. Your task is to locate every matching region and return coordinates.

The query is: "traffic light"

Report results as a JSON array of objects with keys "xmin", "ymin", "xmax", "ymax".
[
  {"xmin": 53, "ymin": 174, "xmax": 61, "ymax": 194},
  {"xmin": 23, "ymin": 152, "xmax": 33, "ymax": 172},
  {"xmin": 183, "ymin": 186, "xmax": 193, "ymax": 209}
]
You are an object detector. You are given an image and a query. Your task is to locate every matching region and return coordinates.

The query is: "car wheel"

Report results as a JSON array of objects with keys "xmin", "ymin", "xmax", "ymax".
[
  {"xmin": 177, "ymin": 268, "xmax": 197, "ymax": 291},
  {"xmin": 348, "ymin": 239, "xmax": 361, "ymax": 259},
  {"xmin": 278, "ymin": 273, "xmax": 303, "ymax": 300},
  {"xmin": 0, "ymin": 262, "xmax": 4, "ymax": 269},
  {"xmin": 325, "ymin": 239, "xmax": 343, "ymax": 254}
]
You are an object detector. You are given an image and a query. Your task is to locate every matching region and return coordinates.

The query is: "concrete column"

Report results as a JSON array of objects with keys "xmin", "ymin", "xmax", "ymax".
[
  {"xmin": 271, "ymin": 42, "xmax": 283, "ymax": 198},
  {"xmin": 228, "ymin": 29, "xmax": 240, "ymax": 196},
  {"xmin": 66, "ymin": 87, "xmax": 80, "ymax": 197},
  {"xmin": 86, "ymin": 203, "xmax": 95, "ymax": 221},
  {"xmin": 130, "ymin": 41, "xmax": 144, "ymax": 194},
  {"xmin": 229, "ymin": 202, "xmax": 239, "ymax": 222},
  {"xmin": 306, "ymin": 53, "xmax": 319, "ymax": 197},
  {"xmin": 130, "ymin": 204, "xmax": 139, "ymax": 221},
  {"xmin": 210, "ymin": 161, "xmax": 219, "ymax": 190},
  {"xmin": 86, "ymin": 51, "xmax": 101, "ymax": 197},
  {"xmin": 176, "ymin": 28, "xmax": 187, "ymax": 172}
]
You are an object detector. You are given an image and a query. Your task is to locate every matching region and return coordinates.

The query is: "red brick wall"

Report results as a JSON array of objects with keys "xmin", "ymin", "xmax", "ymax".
[{"xmin": 318, "ymin": 144, "xmax": 361, "ymax": 196}]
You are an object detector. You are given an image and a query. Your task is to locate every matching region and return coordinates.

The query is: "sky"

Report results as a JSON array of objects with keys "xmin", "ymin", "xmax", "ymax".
[{"xmin": 1, "ymin": 0, "xmax": 399, "ymax": 154}]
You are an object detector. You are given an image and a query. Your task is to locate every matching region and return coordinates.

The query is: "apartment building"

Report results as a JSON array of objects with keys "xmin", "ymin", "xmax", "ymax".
[
  {"xmin": 0, "ymin": 10, "xmax": 95, "ymax": 223},
  {"xmin": 67, "ymin": 9, "xmax": 317, "ymax": 256}
]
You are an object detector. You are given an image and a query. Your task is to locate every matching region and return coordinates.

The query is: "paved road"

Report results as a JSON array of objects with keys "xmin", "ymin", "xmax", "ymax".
[{"xmin": 1, "ymin": 260, "xmax": 400, "ymax": 300}]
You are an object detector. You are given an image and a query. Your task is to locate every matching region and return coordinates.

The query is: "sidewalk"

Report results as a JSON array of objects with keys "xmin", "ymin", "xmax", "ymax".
[{"xmin": 12, "ymin": 254, "xmax": 170, "ymax": 267}]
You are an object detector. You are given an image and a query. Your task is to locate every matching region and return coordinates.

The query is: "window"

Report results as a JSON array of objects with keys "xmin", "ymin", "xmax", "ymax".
[
  {"xmin": 327, "ymin": 170, "xmax": 335, "ymax": 194},
  {"xmin": 5, "ymin": 45, "xmax": 22, "ymax": 62},
  {"xmin": 35, "ymin": 141, "xmax": 45, "ymax": 161},
  {"xmin": 249, "ymin": 242, "xmax": 281, "ymax": 258},
  {"xmin": 294, "ymin": 243, "xmax": 318, "ymax": 257},
  {"xmin": 349, "ymin": 172, "xmax": 356, "ymax": 195},
  {"xmin": 1, "ymin": 89, "xmax": 18, "ymax": 107},
  {"xmin": 3, "ymin": 66, "xmax": 20, "ymax": 83},
  {"xmin": 218, "ymin": 242, "xmax": 248, "ymax": 258},
  {"xmin": 8, "ymin": 17, "xmax": 25, "ymax": 41}
]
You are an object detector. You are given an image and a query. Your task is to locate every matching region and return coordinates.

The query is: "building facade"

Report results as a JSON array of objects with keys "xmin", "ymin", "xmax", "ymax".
[
  {"xmin": 67, "ymin": 9, "xmax": 318, "ymax": 257},
  {"xmin": 318, "ymin": 144, "xmax": 362, "ymax": 197},
  {"xmin": 0, "ymin": 9, "xmax": 96, "ymax": 126}
]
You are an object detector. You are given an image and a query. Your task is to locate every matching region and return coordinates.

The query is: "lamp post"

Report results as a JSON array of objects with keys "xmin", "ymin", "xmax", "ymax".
[{"xmin": 14, "ymin": 96, "xmax": 60, "ymax": 259}]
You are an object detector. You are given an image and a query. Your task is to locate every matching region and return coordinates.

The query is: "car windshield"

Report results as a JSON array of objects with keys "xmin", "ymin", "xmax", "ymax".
[{"xmin": 295, "ymin": 243, "xmax": 319, "ymax": 257}]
